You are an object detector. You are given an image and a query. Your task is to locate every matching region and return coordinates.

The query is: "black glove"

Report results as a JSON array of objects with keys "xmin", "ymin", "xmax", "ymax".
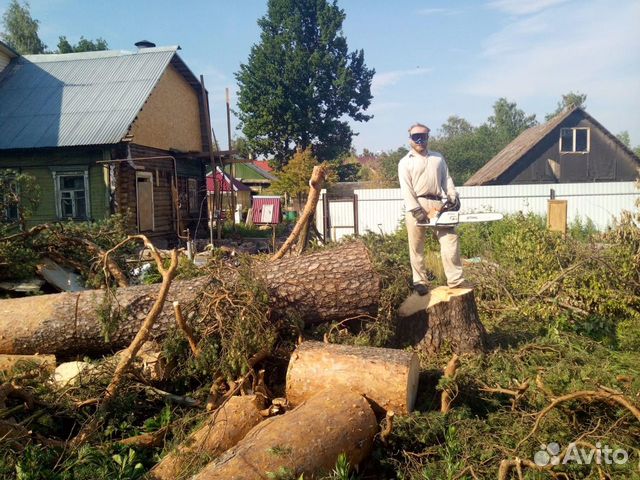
[
  {"xmin": 411, "ymin": 207, "xmax": 429, "ymax": 224},
  {"xmin": 444, "ymin": 194, "xmax": 460, "ymax": 212}
]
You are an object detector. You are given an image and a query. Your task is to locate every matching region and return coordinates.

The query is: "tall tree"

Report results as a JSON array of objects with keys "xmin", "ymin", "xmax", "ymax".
[
  {"xmin": 438, "ymin": 115, "xmax": 475, "ymax": 139},
  {"xmin": 57, "ymin": 35, "xmax": 108, "ymax": 53},
  {"xmin": 488, "ymin": 97, "xmax": 538, "ymax": 143},
  {"xmin": 235, "ymin": 0, "xmax": 375, "ymax": 169},
  {"xmin": 545, "ymin": 91, "xmax": 587, "ymax": 120},
  {"xmin": 1, "ymin": 0, "xmax": 46, "ymax": 54}
]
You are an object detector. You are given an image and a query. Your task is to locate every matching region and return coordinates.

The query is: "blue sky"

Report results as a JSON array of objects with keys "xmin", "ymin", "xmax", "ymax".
[{"xmin": 3, "ymin": 0, "xmax": 639, "ymax": 154}]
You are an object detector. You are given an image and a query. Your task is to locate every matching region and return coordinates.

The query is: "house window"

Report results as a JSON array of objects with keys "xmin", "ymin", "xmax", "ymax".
[
  {"xmin": 1, "ymin": 174, "xmax": 18, "ymax": 222},
  {"xmin": 51, "ymin": 168, "xmax": 90, "ymax": 220},
  {"xmin": 188, "ymin": 178, "xmax": 198, "ymax": 213},
  {"xmin": 560, "ymin": 127, "xmax": 590, "ymax": 153}
]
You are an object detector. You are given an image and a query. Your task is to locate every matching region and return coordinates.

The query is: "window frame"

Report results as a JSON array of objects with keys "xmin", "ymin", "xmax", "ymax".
[
  {"xmin": 560, "ymin": 127, "xmax": 590, "ymax": 154},
  {"xmin": 2, "ymin": 174, "xmax": 19, "ymax": 222},
  {"xmin": 51, "ymin": 167, "xmax": 91, "ymax": 220}
]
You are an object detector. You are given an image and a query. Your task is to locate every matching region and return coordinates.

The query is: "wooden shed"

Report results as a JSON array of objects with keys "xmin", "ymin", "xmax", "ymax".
[{"xmin": 465, "ymin": 107, "xmax": 640, "ymax": 186}]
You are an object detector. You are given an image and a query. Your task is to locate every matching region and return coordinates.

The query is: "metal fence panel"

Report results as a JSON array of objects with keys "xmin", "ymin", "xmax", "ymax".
[{"xmin": 316, "ymin": 182, "xmax": 638, "ymax": 238}]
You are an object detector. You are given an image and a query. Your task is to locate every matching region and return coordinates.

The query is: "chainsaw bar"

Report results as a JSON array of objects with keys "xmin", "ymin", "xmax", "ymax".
[{"xmin": 417, "ymin": 211, "xmax": 504, "ymax": 227}]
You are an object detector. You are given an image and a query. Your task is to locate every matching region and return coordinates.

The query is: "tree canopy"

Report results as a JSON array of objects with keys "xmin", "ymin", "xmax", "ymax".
[
  {"xmin": 235, "ymin": 0, "xmax": 375, "ymax": 169},
  {"xmin": 269, "ymin": 147, "xmax": 319, "ymax": 199},
  {"xmin": 1, "ymin": 0, "xmax": 46, "ymax": 54},
  {"xmin": 1, "ymin": 1, "xmax": 108, "ymax": 54},
  {"xmin": 57, "ymin": 35, "xmax": 108, "ymax": 53},
  {"xmin": 545, "ymin": 91, "xmax": 587, "ymax": 120}
]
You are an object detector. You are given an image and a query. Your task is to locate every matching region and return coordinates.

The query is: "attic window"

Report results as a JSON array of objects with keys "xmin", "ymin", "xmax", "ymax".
[{"xmin": 560, "ymin": 128, "xmax": 590, "ymax": 153}]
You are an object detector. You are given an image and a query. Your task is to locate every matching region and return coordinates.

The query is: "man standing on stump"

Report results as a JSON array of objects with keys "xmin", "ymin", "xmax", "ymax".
[{"xmin": 398, "ymin": 123, "xmax": 468, "ymax": 295}]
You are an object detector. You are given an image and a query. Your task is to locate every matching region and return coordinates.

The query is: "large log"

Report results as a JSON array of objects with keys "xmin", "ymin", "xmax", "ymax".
[
  {"xmin": 192, "ymin": 387, "xmax": 377, "ymax": 480},
  {"xmin": 396, "ymin": 286, "xmax": 486, "ymax": 354},
  {"xmin": 149, "ymin": 395, "xmax": 264, "ymax": 480},
  {"xmin": 0, "ymin": 241, "xmax": 379, "ymax": 355},
  {"xmin": 286, "ymin": 341, "xmax": 419, "ymax": 414}
]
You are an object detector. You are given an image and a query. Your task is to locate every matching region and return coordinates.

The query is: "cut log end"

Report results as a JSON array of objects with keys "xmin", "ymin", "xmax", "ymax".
[{"xmin": 286, "ymin": 341, "xmax": 419, "ymax": 415}]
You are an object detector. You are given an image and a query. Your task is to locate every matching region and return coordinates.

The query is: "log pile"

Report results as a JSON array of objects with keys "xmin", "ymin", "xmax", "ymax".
[{"xmin": 193, "ymin": 387, "xmax": 378, "ymax": 480}]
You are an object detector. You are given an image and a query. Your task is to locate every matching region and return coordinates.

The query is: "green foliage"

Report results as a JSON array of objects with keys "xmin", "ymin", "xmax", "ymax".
[
  {"xmin": 321, "ymin": 453, "xmax": 358, "ymax": 480},
  {"xmin": 57, "ymin": 35, "xmax": 108, "ymax": 53},
  {"xmin": 458, "ymin": 212, "xmax": 640, "ymax": 346},
  {"xmin": 235, "ymin": 0, "xmax": 374, "ymax": 167},
  {"xmin": 376, "ymin": 147, "xmax": 408, "ymax": 185},
  {"xmin": 1, "ymin": 0, "xmax": 46, "ymax": 54},
  {"xmin": 269, "ymin": 147, "xmax": 319, "ymax": 197},
  {"xmin": 545, "ymin": 91, "xmax": 587, "ymax": 120}
]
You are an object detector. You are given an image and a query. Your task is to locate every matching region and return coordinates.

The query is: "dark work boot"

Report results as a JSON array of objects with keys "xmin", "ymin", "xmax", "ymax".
[{"xmin": 413, "ymin": 283, "xmax": 429, "ymax": 296}]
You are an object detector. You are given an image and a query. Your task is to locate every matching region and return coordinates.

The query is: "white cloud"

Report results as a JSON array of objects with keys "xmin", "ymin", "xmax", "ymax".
[
  {"xmin": 462, "ymin": 1, "xmax": 640, "ymax": 99},
  {"xmin": 416, "ymin": 8, "xmax": 458, "ymax": 16},
  {"xmin": 487, "ymin": 0, "xmax": 571, "ymax": 15},
  {"xmin": 372, "ymin": 67, "xmax": 433, "ymax": 94},
  {"xmin": 460, "ymin": 0, "xmax": 640, "ymax": 141}
]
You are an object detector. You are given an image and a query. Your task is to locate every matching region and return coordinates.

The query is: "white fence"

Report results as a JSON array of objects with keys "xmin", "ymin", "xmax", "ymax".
[{"xmin": 316, "ymin": 182, "xmax": 639, "ymax": 241}]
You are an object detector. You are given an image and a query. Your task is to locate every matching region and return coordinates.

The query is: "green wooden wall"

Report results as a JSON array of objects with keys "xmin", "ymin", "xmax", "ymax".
[{"xmin": 0, "ymin": 147, "xmax": 111, "ymax": 226}]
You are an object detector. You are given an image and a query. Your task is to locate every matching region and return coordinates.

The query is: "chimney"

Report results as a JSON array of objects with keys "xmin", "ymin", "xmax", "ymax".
[{"xmin": 135, "ymin": 40, "xmax": 156, "ymax": 49}]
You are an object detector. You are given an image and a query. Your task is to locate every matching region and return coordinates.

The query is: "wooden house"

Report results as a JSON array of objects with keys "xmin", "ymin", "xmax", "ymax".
[
  {"xmin": 0, "ymin": 40, "xmax": 17, "ymax": 74},
  {"xmin": 465, "ymin": 107, "xmax": 640, "ymax": 186},
  {"xmin": 224, "ymin": 162, "xmax": 278, "ymax": 194},
  {"xmin": 0, "ymin": 43, "xmax": 212, "ymax": 244}
]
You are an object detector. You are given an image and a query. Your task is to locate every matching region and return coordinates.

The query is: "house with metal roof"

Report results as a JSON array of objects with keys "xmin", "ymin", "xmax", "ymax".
[
  {"xmin": 465, "ymin": 107, "xmax": 640, "ymax": 186},
  {"xmin": 0, "ymin": 43, "xmax": 212, "ymax": 243},
  {"xmin": 223, "ymin": 162, "xmax": 278, "ymax": 194}
]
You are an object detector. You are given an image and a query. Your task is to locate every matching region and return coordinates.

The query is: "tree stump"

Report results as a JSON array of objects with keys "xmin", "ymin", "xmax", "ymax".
[
  {"xmin": 286, "ymin": 341, "xmax": 419, "ymax": 414},
  {"xmin": 395, "ymin": 286, "xmax": 486, "ymax": 355}
]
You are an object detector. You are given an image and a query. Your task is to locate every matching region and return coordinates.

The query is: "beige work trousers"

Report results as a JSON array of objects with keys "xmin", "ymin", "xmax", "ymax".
[{"xmin": 405, "ymin": 198, "xmax": 464, "ymax": 288}]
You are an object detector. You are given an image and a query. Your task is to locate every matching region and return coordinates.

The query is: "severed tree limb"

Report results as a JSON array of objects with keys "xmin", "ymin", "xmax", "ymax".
[
  {"xmin": 380, "ymin": 410, "xmax": 395, "ymax": 445},
  {"xmin": 479, "ymin": 379, "xmax": 530, "ymax": 411},
  {"xmin": 441, "ymin": 354, "xmax": 460, "ymax": 414},
  {"xmin": 272, "ymin": 164, "xmax": 327, "ymax": 260},
  {"xmin": 103, "ymin": 238, "xmax": 179, "ymax": 401},
  {"xmin": 516, "ymin": 388, "xmax": 640, "ymax": 451},
  {"xmin": 119, "ymin": 426, "xmax": 169, "ymax": 448},
  {"xmin": 173, "ymin": 301, "xmax": 200, "ymax": 358},
  {"xmin": 72, "ymin": 236, "xmax": 179, "ymax": 446}
]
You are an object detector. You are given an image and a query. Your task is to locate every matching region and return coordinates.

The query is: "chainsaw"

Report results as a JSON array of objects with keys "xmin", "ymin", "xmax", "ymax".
[
  {"xmin": 417, "ymin": 210, "xmax": 503, "ymax": 227},
  {"xmin": 415, "ymin": 198, "xmax": 503, "ymax": 227}
]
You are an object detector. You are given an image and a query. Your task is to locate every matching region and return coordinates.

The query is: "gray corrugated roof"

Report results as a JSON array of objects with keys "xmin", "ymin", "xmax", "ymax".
[{"xmin": 0, "ymin": 46, "xmax": 179, "ymax": 149}]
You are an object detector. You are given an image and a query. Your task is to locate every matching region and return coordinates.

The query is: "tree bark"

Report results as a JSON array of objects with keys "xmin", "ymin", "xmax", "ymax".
[
  {"xmin": 286, "ymin": 341, "xmax": 419, "ymax": 415},
  {"xmin": 395, "ymin": 286, "xmax": 486, "ymax": 355},
  {"xmin": 149, "ymin": 395, "xmax": 264, "ymax": 480},
  {"xmin": 0, "ymin": 241, "xmax": 379, "ymax": 355},
  {"xmin": 192, "ymin": 387, "xmax": 377, "ymax": 480}
]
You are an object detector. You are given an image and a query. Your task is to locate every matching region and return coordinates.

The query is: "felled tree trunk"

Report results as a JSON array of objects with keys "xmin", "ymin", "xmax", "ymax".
[
  {"xmin": 192, "ymin": 387, "xmax": 377, "ymax": 480},
  {"xmin": 149, "ymin": 395, "xmax": 264, "ymax": 480},
  {"xmin": 0, "ymin": 241, "xmax": 380, "ymax": 355},
  {"xmin": 286, "ymin": 341, "xmax": 419, "ymax": 414},
  {"xmin": 396, "ymin": 286, "xmax": 486, "ymax": 355}
]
